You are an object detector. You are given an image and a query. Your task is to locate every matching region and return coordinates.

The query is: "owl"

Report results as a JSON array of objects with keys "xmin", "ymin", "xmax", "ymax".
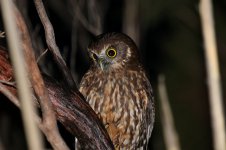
[{"xmin": 79, "ymin": 32, "xmax": 155, "ymax": 149}]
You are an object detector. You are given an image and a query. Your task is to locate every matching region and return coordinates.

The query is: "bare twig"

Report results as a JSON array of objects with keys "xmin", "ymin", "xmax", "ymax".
[
  {"xmin": 34, "ymin": 0, "xmax": 76, "ymax": 89},
  {"xmin": 0, "ymin": 1, "xmax": 44, "ymax": 150},
  {"xmin": 0, "ymin": 31, "xmax": 5, "ymax": 38},
  {"xmin": 14, "ymin": 4, "xmax": 69, "ymax": 150},
  {"xmin": 37, "ymin": 48, "xmax": 48, "ymax": 63},
  {"xmin": 0, "ymin": 83, "xmax": 20, "ymax": 107},
  {"xmin": 0, "ymin": 80, "xmax": 16, "ymax": 87},
  {"xmin": 199, "ymin": 1, "xmax": 226, "ymax": 150},
  {"xmin": 158, "ymin": 75, "xmax": 181, "ymax": 150}
]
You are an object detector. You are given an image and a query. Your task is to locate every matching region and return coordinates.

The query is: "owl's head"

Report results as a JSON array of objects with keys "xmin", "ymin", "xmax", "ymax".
[{"xmin": 88, "ymin": 32, "xmax": 140, "ymax": 71}]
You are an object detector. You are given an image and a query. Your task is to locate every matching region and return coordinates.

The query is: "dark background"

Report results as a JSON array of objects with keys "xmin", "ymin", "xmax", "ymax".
[{"xmin": 0, "ymin": 0, "xmax": 226, "ymax": 149}]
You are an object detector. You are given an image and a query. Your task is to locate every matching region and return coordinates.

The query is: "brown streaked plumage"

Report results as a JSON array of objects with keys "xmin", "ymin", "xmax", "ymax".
[{"xmin": 79, "ymin": 32, "xmax": 155, "ymax": 149}]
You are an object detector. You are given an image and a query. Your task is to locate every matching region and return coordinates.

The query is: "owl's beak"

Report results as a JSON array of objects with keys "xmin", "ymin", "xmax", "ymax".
[{"xmin": 98, "ymin": 58, "xmax": 106, "ymax": 71}]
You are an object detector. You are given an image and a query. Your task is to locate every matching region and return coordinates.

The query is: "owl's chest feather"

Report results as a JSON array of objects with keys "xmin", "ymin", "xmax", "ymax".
[
  {"xmin": 79, "ymin": 69, "xmax": 151, "ymax": 149},
  {"xmin": 80, "ymin": 70, "xmax": 146, "ymax": 116}
]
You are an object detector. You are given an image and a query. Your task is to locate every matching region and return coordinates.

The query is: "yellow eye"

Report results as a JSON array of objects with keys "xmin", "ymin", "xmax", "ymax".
[{"xmin": 106, "ymin": 48, "xmax": 117, "ymax": 58}]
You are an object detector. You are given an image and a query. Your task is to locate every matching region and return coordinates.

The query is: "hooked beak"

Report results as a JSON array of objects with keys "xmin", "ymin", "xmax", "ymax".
[
  {"xmin": 98, "ymin": 57, "xmax": 106, "ymax": 71},
  {"xmin": 92, "ymin": 52, "xmax": 109, "ymax": 71}
]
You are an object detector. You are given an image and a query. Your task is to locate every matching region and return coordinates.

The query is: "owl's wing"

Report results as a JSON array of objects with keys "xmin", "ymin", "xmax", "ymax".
[
  {"xmin": 79, "ymin": 67, "xmax": 94, "ymax": 95},
  {"xmin": 145, "ymin": 79, "xmax": 155, "ymax": 141}
]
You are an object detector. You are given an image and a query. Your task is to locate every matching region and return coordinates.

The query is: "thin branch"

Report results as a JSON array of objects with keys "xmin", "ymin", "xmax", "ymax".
[
  {"xmin": 0, "ymin": 83, "xmax": 20, "ymax": 107},
  {"xmin": 0, "ymin": 31, "xmax": 5, "ymax": 38},
  {"xmin": 34, "ymin": 0, "xmax": 76, "ymax": 89},
  {"xmin": 0, "ymin": 1, "xmax": 44, "ymax": 150},
  {"xmin": 14, "ymin": 4, "xmax": 69, "ymax": 150},
  {"xmin": 0, "ymin": 80, "xmax": 16, "ymax": 87},
  {"xmin": 37, "ymin": 48, "xmax": 48, "ymax": 63},
  {"xmin": 199, "ymin": 1, "xmax": 226, "ymax": 150},
  {"xmin": 158, "ymin": 75, "xmax": 181, "ymax": 150}
]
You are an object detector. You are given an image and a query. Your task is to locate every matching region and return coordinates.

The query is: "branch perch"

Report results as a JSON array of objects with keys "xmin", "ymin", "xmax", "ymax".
[
  {"xmin": 0, "ymin": 2, "xmax": 114, "ymax": 150},
  {"xmin": 0, "ymin": 49, "xmax": 114, "ymax": 149}
]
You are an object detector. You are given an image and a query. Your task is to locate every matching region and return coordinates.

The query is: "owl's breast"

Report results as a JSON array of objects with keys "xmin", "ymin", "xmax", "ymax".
[{"xmin": 79, "ymin": 69, "xmax": 153, "ymax": 149}]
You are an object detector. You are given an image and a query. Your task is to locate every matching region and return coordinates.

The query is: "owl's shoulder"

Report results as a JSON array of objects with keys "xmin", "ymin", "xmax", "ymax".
[{"xmin": 79, "ymin": 66, "xmax": 100, "ymax": 90}]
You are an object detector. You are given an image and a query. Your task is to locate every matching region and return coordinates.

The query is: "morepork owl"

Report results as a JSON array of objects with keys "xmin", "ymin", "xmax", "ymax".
[{"xmin": 79, "ymin": 32, "xmax": 155, "ymax": 149}]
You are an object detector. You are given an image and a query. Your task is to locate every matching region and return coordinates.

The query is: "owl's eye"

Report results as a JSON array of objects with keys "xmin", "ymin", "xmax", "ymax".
[
  {"xmin": 92, "ymin": 53, "xmax": 98, "ymax": 60},
  {"xmin": 106, "ymin": 48, "xmax": 117, "ymax": 58}
]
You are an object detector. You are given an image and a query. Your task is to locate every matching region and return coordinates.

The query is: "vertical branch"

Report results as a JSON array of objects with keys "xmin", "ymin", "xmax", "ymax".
[
  {"xmin": 14, "ymin": 4, "xmax": 69, "ymax": 150},
  {"xmin": 199, "ymin": 1, "xmax": 226, "ymax": 150},
  {"xmin": 34, "ymin": 0, "xmax": 77, "ymax": 89},
  {"xmin": 0, "ymin": 0, "xmax": 44, "ymax": 150},
  {"xmin": 158, "ymin": 75, "xmax": 181, "ymax": 150}
]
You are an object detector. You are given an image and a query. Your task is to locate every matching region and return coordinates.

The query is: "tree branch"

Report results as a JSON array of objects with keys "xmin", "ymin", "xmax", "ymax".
[
  {"xmin": 34, "ymin": 0, "xmax": 76, "ymax": 90},
  {"xmin": 0, "ymin": 48, "xmax": 114, "ymax": 149},
  {"xmin": 1, "ymin": 1, "xmax": 44, "ymax": 150},
  {"xmin": 158, "ymin": 75, "xmax": 181, "ymax": 150},
  {"xmin": 199, "ymin": 0, "xmax": 226, "ymax": 150},
  {"xmin": 13, "ymin": 4, "xmax": 69, "ymax": 150}
]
